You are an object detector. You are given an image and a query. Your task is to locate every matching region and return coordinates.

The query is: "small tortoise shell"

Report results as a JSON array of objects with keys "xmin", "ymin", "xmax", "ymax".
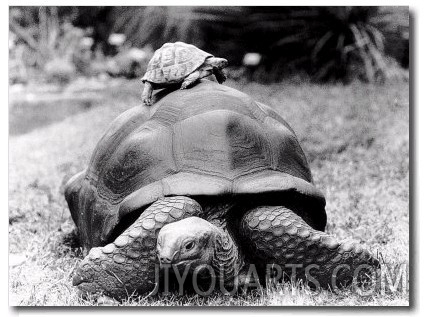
[{"xmin": 142, "ymin": 42, "xmax": 213, "ymax": 84}]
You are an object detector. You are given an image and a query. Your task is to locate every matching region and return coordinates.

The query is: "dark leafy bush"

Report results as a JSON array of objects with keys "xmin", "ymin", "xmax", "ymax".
[
  {"xmin": 246, "ymin": 6, "xmax": 408, "ymax": 82},
  {"xmin": 115, "ymin": 6, "xmax": 408, "ymax": 83},
  {"xmin": 9, "ymin": 6, "xmax": 408, "ymax": 83},
  {"xmin": 113, "ymin": 7, "xmax": 202, "ymax": 49}
]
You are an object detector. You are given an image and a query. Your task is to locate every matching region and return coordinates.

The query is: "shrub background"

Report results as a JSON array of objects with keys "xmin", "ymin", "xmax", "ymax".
[{"xmin": 9, "ymin": 6, "xmax": 409, "ymax": 84}]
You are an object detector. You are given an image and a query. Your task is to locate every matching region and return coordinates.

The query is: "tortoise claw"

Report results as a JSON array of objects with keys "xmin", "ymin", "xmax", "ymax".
[
  {"xmin": 72, "ymin": 274, "xmax": 85, "ymax": 286},
  {"xmin": 142, "ymin": 98, "xmax": 153, "ymax": 106}
]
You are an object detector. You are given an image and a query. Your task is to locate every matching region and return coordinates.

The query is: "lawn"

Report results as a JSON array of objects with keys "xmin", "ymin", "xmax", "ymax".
[{"xmin": 9, "ymin": 77, "xmax": 409, "ymax": 306}]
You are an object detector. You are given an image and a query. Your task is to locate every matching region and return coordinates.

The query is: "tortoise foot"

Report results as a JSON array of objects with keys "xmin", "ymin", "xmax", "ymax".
[
  {"xmin": 72, "ymin": 196, "xmax": 202, "ymax": 299},
  {"xmin": 142, "ymin": 98, "xmax": 153, "ymax": 106},
  {"xmin": 141, "ymin": 82, "xmax": 154, "ymax": 106}
]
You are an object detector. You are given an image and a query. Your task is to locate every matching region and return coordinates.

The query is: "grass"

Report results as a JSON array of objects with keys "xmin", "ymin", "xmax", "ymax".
[{"xmin": 9, "ymin": 77, "xmax": 409, "ymax": 306}]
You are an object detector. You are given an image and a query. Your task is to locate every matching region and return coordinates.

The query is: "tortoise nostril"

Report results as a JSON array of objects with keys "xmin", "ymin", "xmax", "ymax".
[{"xmin": 159, "ymin": 256, "xmax": 172, "ymax": 264}]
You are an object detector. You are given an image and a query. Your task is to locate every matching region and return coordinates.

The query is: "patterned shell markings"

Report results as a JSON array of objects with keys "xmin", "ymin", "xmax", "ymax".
[
  {"xmin": 100, "ymin": 82, "xmax": 321, "ymax": 211},
  {"xmin": 143, "ymin": 42, "xmax": 213, "ymax": 84}
]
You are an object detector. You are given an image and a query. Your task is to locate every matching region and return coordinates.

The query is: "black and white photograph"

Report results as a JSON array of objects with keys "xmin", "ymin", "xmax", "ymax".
[{"xmin": 8, "ymin": 5, "xmax": 412, "ymax": 307}]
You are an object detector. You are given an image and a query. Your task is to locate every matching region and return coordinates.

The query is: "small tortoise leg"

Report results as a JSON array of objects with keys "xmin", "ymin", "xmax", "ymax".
[
  {"xmin": 240, "ymin": 206, "xmax": 380, "ymax": 289},
  {"xmin": 213, "ymin": 68, "xmax": 227, "ymax": 84},
  {"xmin": 141, "ymin": 81, "xmax": 154, "ymax": 106},
  {"xmin": 72, "ymin": 196, "xmax": 202, "ymax": 299},
  {"xmin": 180, "ymin": 71, "xmax": 200, "ymax": 89}
]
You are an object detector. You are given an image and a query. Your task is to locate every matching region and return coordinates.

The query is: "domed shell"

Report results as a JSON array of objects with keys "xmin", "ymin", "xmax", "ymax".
[
  {"xmin": 65, "ymin": 80, "xmax": 326, "ymax": 249},
  {"xmin": 142, "ymin": 42, "xmax": 213, "ymax": 84}
]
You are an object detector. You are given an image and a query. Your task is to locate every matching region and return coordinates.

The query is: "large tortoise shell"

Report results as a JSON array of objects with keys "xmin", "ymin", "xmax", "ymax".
[
  {"xmin": 142, "ymin": 42, "xmax": 213, "ymax": 84},
  {"xmin": 65, "ymin": 81, "xmax": 326, "ymax": 249}
]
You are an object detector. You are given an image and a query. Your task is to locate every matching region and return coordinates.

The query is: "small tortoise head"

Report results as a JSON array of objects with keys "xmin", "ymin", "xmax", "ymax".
[
  {"xmin": 156, "ymin": 217, "xmax": 220, "ymax": 270},
  {"xmin": 206, "ymin": 57, "xmax": 228, "ymax": 69}
]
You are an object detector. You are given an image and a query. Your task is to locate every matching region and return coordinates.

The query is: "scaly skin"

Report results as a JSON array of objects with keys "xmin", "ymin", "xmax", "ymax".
[
  {"xmin": 73, "ymin": 199, "xmax": 379, "ymax": 297},
  {"xmin": 72, "ymin": 196, "xmax": 202, "ymax": 299},
  {"xmin": 240, "ymin": 206, "xmax": 380, "ymax": 289}
]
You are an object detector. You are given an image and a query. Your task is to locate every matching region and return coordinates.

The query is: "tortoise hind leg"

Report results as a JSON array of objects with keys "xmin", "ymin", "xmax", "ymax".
[
  {"xmin": 64, "ymin": 170, "xmax": 85, "ymax": 222},
  {"xmin": 64, "ymin": 171, "xmax": 87, "ymax": 247},
  {"xmin": 141, "ymin": 81, "xmax": 154, "ymax": 106},
  {"xmin": 239, "ymin": 206, "xmax": 380, "ymax": 289},
  {"xmin": 72, "ymin": 196, "xmax": 202, "ymax": 299}
]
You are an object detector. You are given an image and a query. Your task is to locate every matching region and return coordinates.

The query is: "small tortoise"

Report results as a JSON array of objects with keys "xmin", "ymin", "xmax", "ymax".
[
  {"xmin": 140, "ymin": 42, "xmax": 228, "ymax": 106},
  {"xmin": 65, "ymin": 80, "xmax": 379, "ymax": 299}
]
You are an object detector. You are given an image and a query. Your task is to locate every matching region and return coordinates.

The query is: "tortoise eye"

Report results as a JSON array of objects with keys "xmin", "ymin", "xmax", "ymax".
[{"xmin": 184, "ymin": 241, "xmax": 195, "ymax": 251}]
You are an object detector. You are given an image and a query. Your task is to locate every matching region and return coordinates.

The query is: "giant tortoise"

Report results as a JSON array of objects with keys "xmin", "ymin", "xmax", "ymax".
[{"xmin": 65, "ymin": 80, "xmax": 379, "ymax": 299}]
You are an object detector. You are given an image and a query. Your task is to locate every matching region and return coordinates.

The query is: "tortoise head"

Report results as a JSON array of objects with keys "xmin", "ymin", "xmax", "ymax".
[
  {"xmin": 156, "ymin": 217, "xmax": 221, "ymax": 271},
  {"xmin": 207, "ymin": 57, "xmax": 228, "ymax": 69}
]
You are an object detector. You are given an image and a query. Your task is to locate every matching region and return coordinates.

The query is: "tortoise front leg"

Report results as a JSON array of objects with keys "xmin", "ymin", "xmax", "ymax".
[
  {"xmin": 180, "ymin": 71, "xmax": 201, "ymax": 89},
  {"xmin": 213, "ymin": 68, "xmax": 227, "ymax": 84},
  {"xmin": 72, "ymin": 196, "xmax": 202, "ymax": 299},
  {"xmin": 141, "ymin": 81, "xmax": 154, "ymax": 106},
  {"xmin": 240, "ymin": 206, "xmax": 380, "ymax": 289}
]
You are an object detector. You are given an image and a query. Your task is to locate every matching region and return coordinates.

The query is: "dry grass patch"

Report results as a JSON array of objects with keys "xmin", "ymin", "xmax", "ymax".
[{"xmin": 9, "ymin": 78, "xmax": 409, "ymax": 306}]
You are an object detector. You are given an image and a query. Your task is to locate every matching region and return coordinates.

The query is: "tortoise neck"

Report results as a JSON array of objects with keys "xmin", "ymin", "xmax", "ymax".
[
  {"xmin": 205, "ymin": 57, "xmax": 217, "ymax": 65},
  {"xmin": 211, "ymin": 228, "xmax": 244, "ymax": 284}
]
